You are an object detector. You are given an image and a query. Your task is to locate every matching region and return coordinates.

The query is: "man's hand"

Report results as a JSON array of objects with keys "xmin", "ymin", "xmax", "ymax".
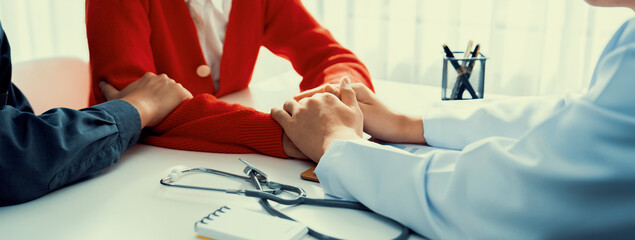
[
  {"xmin": 272, "ymin": 78, "xmax": 363, "ymax": 162},
  {"xmin": 100, "ymin": 72, "xmax": 193, "ymax": 128}
]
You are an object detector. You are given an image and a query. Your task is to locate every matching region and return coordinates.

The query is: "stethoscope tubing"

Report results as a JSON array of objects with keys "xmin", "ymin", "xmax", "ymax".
[
  {"xmin": 243, "ymin": 167, "xmax": 409, "ymax": 240},
  {"xmin": 243, "ymin": 189, "xmax": 370, "ymax": 211},
  {"xmin": 161, "ymin": 165, "xmax": 410, "ymax": 240}
]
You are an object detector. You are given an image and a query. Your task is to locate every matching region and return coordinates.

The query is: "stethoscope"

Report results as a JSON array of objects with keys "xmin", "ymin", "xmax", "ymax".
[{"xmin": 160, "ymin": 158, "xmax": 410, "ymax": 240}]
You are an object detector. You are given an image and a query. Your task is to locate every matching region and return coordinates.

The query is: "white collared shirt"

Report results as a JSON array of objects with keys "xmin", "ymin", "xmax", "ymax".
[{"xmin": 185, "ymin": 0, "xmax": 232, "ymax": 92}]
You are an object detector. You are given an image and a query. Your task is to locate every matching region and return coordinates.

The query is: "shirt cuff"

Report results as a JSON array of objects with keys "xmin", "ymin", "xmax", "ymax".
[
  {"xmin": 315, "ymin": 139, "xmax": 358, "ymax": 201},
  {"xmin": 315, "ymin": 139, "xmax": 389, "ymax": 201},
  {"xmin": 422, "ymin": 105, "xmax": 457, "ymax": 149},
  {"xmin": 92, "ymin": 99, "xmax": 142, "ymax": 151},
  {"xmin": 422, "ymin": 100, "xmax": 488, "ymax": 150}
]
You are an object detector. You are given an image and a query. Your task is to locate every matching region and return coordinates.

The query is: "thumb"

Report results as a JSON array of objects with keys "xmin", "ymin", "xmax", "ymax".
[
  {"xmin": 339, "ymin": 77, "xmax": 359, "ymax": 109},
  {"xmin": 270, "ymin": 108, "xmax": 292, "ymax": 129},
  {"xmin": 99, "ymin": 81, "xmax": 119, "ymax": 101}
]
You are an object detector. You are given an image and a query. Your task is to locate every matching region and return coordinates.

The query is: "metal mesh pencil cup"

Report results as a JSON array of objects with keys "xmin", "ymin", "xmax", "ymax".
[{"xmin": 442, "ymin": 52, "xmax": 487, "ymax": 100}]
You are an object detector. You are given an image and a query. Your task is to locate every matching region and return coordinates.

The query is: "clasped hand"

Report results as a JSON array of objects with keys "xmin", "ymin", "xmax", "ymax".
[
  {"xmin": 272, "ymin": 78, "xmax": 363, "ymax": 162},
  {"xmin": 273, "ymin": 77, "xmax": 427, "ymax": 162}
]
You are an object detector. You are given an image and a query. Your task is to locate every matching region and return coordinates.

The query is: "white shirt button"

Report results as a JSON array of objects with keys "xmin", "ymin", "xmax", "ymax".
[{"xmin": 196, "ymin": 64, "xmax": 211, "ymax": 78}]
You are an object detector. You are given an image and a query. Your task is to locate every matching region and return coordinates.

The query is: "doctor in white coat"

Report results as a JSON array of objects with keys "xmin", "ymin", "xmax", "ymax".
[{"xmin": 271, "ymin": 0, "xmax": 635, "ymax": 238}]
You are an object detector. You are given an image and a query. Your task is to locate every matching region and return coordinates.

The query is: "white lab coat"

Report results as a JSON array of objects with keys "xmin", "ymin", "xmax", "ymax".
[{"xmin": 315, "ymin": 18, "xmax": 635, "ymax": 239}]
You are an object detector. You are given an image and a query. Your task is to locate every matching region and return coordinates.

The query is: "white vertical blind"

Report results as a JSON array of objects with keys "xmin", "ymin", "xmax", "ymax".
[
  {"xmin": 0, "ymin": 0, "xmax": 88, "ymax": 63},
  {"xmin": 297, "ymin": 0, "xmax": 633, "ymax": 96},
  {"xmin": 0, "ymin": 0, "xmax": 632, "ymax": 96}
]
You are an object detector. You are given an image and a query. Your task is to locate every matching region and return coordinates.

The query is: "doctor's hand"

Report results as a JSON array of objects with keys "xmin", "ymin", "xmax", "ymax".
[
  {"xmin": 298, "ymin": 78, "xmax": 426, "ymax": 144},
  {"xmin": 100, "ymin": 72, "xmax": 193, "ymax": 128},
  {"xmin": 348, "ymin": 83, "xmax": 426, "ymax": 144},
  {"xmin": 272, "ymin": 78, "xmax": 363, "ymax": 162}
]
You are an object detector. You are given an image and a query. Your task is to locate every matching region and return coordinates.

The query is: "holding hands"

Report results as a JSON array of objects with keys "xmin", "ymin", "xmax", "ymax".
[
  {"xmin": 272, "ymin": 78, "xmax": 363, "ymax": 162},
  {"xmin": 100, "ymin": 72, "xmax": 193, "ymax": 128},
  {"xmin": 277, "ymin": 77, "xmax": 426, "ymax": 162}
]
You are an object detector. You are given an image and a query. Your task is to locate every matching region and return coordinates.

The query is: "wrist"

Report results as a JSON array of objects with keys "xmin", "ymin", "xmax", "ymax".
[
  {"xmin": 322, "ymin": 128, "xmax": 362, "ymax": 159},
  {"xmin": 120, "ymin": 96, "xmax": 154, "ymax": 128},
  {"xmin": 395, "ymin": 114, "xmax": 426, "ymax": 144},
  {"xmin": 282, "ymin": 133, "xmax": 307, "ymax": 159}
]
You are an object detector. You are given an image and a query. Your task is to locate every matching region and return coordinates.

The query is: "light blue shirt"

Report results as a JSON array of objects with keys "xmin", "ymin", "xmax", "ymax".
[{"xmin": 315, "ymin": 18, "xmax": 635, "ymax": 239}]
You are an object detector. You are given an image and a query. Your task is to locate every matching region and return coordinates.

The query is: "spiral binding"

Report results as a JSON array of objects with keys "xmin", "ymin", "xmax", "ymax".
[{"xmin": 194, "ymin": 206, "xmax": 231, "ymax": 231}]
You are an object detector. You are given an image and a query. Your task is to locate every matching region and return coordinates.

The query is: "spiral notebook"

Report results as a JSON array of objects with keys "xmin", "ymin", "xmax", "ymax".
[{"xmin": 194, "ymin": 206, "xmax": 308, "ymax": 240}]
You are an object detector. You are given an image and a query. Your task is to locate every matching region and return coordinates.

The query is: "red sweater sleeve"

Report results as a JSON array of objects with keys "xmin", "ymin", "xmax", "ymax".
[
  {"xmin": 143, "ymin": 94, "xmax": 286, "ymax": 156},
  {"xmin": 262, "ymin": 0, "xmax": 374, "ymax": 92},
  {"xmin": 86, "ymin": 0, "xmax": 155, "ymax": 101},
  {"xmin": 86, "ymin": 0, "xmax": 287, "ymax": 157}
]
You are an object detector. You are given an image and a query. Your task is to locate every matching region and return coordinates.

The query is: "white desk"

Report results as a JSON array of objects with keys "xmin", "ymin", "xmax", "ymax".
[{"xmin": 0, "ymin": 73, "xmax": 439, "ymax": 240}]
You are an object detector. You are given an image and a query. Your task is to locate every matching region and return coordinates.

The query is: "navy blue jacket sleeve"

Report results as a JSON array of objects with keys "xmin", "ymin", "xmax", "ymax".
[{"xmin": 0, "ymin": 22, "xmax": 142, "ymax": 206}]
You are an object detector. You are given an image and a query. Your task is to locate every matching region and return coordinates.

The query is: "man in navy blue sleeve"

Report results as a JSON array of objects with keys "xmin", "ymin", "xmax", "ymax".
[{"xmin": 0, "ymin": 22, "xmax": 193, "ymax": 206}]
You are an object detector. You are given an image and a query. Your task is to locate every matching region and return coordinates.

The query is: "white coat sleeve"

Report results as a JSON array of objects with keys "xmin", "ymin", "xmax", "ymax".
[
  {"xmin": 315, "ymin": 37, "xmax": 635, "ymax": 239},
  {"xmin": 422, "ymin": 94, "xmax": 578, "ymax": 150}
]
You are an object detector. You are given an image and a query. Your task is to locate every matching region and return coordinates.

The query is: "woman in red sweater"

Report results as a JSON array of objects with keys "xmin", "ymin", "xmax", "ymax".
[{"xmin": 86, "ymin": 0, "xmax": 373, "ymax": 158}]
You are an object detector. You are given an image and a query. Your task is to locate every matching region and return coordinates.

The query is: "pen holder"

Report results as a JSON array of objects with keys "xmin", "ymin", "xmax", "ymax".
[{"xmin": 442, "ymin": 52, "xmax": 487, "ymax": 100}]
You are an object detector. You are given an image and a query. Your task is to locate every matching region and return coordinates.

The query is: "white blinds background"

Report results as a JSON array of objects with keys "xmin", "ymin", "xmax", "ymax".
[
  {"xmin": 0, "ymin": 0, "xmax": 632, "ymax": 96},
  {"xmin": 300, "ymin": 0, "xmax": 633, "ymax": 96},
  {"xmin": 0, "ymin": 0, "xmax": 87, "ymax": 63}
]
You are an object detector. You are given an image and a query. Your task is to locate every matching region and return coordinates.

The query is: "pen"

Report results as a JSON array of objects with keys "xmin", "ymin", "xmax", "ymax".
[
  {"xmin": 457, "ymin": 44, "xmax": 481, "ymax": 97},
  {"xmin": 443, "ymin": 44, "xmax": 465, "ymax": 99},
  {"xmin": 453, "ymin": 41, "xmax": 474, "ymax": 99},
  {"xmin": 467, "ymin": 44, "xmax": 480, "ymax": 72},
  {"xmin": 444, "ymin": 44, "xmax": 477, "ymax": 99},
  {"xmin": 461, "ymin": 40, "xmax": 474, "ymax": 68},
  {"xmin": 442, "ymin": 44, "xmax": 462, "ymax": 70}
]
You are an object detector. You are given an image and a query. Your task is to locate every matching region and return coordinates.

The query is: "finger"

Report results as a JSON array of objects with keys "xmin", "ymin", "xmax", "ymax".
[
  {"xmin": 298, "ymin": 97, "xmax": 309, "ymax": 106},
  {"xmin": 283, "ymin": 99, "xmax": 302, "ymax": 115},
  {"xmin": 339, "ymin": 77, "xmax": 359, "ymax": 109},
  {"xmin": 270, "ymin": 108, "xmax": 292, "ymax": 128},
  {"xmin": 180, "ymin": 84, "xmax": 194, "ymax": 99},
  {"xmin": 351, "ymin": 83, "xmax": 371, "ymax": 96},
  {"xmin": 99, "ymin": 81, "xmax": 119, "ymax": 100},
  {"xmin": 323, "ymin": 84, "xmax": 340, "ymax": 98},
  {"xmin": 143, "ymin": 72, "xmax": 156, "ymax": 78},
  {"xmin": 293, "ymin": 86, "xmax": 323, "ymax": 101}
]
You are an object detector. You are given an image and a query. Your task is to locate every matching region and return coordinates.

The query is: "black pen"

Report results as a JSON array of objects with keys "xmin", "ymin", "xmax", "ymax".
[
  {"xmin": 454, "ymin": 41, "xmax": 474, "ymax": 99},
  {"xmin": 443, "ymin": 44, "xmax": 464, "ymax": 99},
  {"xmin": 458, "ymin": 44, "xmax": 481, "ymax": 97},
  {"xmin": 443, "ymin": 44, "xmax": 462, "ymax": 71},
  {"xmin": 443, "ymin": 44, "xmax": 477, "ymax": 99},
  {"xmin": 467, "ymin": 44, "xmax": 480, "ymax": 74}
]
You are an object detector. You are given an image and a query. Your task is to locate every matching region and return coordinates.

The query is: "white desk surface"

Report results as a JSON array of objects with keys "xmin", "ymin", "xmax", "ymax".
[{"xmin": 0, "ymin": 73, "xmax": 440, "ymax": 240}]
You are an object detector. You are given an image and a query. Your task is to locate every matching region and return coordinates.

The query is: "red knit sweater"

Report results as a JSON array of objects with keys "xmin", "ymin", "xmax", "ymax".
[{"xmin": 86, "ymin": 0, "xmax": 373, "ymax": 158}]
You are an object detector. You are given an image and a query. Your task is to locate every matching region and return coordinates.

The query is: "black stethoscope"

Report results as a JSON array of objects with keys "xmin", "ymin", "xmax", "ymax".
[{"xmin": 160, "ymin": 158, "xmax": 410, "ymax": 240}]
